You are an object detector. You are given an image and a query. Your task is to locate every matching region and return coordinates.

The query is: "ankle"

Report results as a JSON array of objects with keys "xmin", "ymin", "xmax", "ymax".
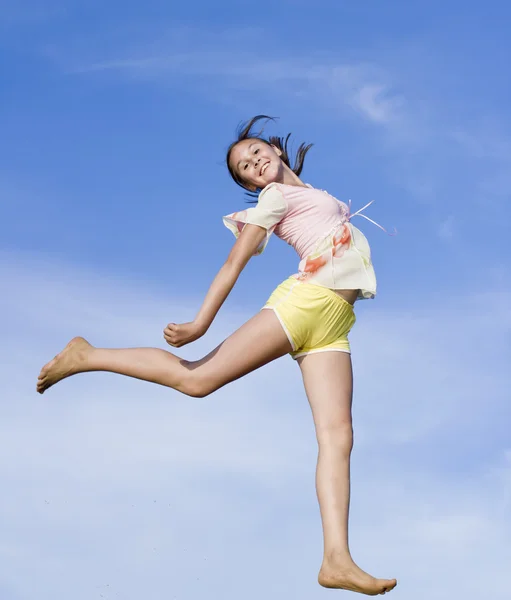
[{"xmin": 323, "ymin": 548, "xmax": 353, "ymax": 567}]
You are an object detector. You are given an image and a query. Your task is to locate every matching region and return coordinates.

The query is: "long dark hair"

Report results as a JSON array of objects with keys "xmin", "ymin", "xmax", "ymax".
[{"xmin": 226, "ymin": 115, "xmax": 313, "ymax": 197}]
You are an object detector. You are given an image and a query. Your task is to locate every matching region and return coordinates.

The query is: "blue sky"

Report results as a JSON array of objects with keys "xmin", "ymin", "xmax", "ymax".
[{"xmin": 1, "ymin": 1, "xmax": 510, "ymax": 599}]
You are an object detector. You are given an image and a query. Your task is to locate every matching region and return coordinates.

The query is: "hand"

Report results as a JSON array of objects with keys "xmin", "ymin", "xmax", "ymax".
[{"xmin": 163, "ymin": 321, "xmax": 205, "ymax": 348}]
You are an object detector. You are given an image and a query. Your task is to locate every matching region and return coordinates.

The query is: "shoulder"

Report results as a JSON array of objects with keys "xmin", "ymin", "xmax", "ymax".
[
  {"xmin": 258, "ymin": 182, "xmax": 284, "ymax": 200},
  {"xmin": 257, "ymin": 183, "xmax": 288, "ymax": 214},
  {"xmin": 257, "ymin": 181, "xmax": 316, "ymax": 204}
]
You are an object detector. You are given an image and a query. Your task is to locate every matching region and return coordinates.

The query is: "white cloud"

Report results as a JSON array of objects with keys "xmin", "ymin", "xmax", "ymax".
[
  {"xmin": 53, "ymin": 25, "xmax": 405, "ymax": 127},
  {"xmin": 352, "ymin": 83, "xmax": 405, "ymax": 124},
  {"xmin": 60, "ymin": 22, "xmax": 511, "ymax": 220},
  {"xmin": 40, "ymin": 20, "xmax": 511, "ymax": 223},
  {"xmin": 1, "ymin": 251, "xmax": 510, "ymax": 599}
]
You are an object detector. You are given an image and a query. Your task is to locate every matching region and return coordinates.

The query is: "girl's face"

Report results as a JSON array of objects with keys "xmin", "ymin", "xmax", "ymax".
[{"xmin": 229, "ymin": 139, "xmax": 284, "ymax": 191}]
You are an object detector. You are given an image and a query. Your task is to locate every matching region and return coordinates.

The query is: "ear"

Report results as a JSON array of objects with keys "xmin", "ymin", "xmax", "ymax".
[{"xmin": 271, "ymin": 144, "xmax": 282, "ymax": 157}]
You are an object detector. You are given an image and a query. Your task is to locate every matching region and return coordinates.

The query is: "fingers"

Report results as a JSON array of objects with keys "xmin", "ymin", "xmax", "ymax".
[
  {"xmin": 163, "ymin": 323, "xmax": 185, "ymax": 348},
  {"xmin": 163, "ymin": 322, "xmax": 201, "ymax": 348},
  {"xmin": 164, "ymin": 335, "xmax": 183, "ymax": 348},
  {"xmin": 164, "ymin": 324, "xmax": 178, "ymax": 338},
  {"xmin": 164, "ymin": 333, "xmax": 179, "ymax": 347}
]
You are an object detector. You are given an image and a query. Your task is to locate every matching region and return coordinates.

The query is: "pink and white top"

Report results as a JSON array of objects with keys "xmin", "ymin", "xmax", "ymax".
[{"xmin": 223, "ymin": 183, "xmax": 377, "ymax": 300}]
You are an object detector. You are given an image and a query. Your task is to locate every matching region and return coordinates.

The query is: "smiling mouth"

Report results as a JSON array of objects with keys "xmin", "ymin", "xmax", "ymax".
[{"xmin": 260, "ymin": 162, "xmax": 270, "ymax": 176}]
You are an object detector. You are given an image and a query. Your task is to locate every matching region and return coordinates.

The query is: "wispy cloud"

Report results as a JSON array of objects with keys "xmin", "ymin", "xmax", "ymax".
[
  {"xmin": 57, "ymin": 25, "xmax": 405, "ymax": 127},
  {"xmin": 82, "ymin": 54, "xmax": 405, "ymax": 127},
  {"xmin": 35, "ymin": 19, "xmax": 511, "ymax": 224},
  {"xmin": 351, "ymin": 83, "xmax": 405, "ymax": 124},
  {"xmin": 59, "ymin": 23, "xmax": 511, "ymax": 218}
]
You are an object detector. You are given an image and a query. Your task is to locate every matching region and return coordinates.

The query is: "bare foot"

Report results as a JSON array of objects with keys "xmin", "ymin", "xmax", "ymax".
[
  {"xmin": 319, "ymin": 558, "xmax": 397, "ymax": 596},
  {"xmin": 37, "ymin": 337, "xmax": 93, "ymax": 394}
]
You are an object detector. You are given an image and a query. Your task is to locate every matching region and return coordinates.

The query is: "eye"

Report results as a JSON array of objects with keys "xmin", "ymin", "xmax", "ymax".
[
  {"xmin": 243, "ymin": 163, "xmax": 248, "ymax": 170},
  {"xmin": 254, "ymin": 148, "xmax": 259, "ymax": 154}
]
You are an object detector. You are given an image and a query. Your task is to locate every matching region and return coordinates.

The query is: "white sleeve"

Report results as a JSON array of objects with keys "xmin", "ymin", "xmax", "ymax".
[{"xmin": 222, "ymin": 184, "xmax": 287, "ymax": 255}]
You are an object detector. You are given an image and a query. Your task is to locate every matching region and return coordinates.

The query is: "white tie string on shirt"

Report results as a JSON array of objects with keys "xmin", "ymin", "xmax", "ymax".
[{"xmin": 347, "ymin": 200, "xmax": 397, "ymax": 236}]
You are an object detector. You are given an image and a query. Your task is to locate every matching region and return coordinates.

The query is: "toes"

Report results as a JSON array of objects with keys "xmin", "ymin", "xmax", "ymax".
[
  {"xmin": 381, "ymin": 580, "xmax": 397, "ymax": 594},
  {"xmin": 37, "ymin": 377, "xmax": 48, "ymax": 393},
  {"xmin": 38, "ymin": 365, "xmax": 51, "ymax": 379}
]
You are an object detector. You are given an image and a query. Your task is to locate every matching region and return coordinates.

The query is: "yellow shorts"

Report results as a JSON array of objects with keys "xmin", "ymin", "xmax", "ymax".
[{"xmin": 262, "ymin": 277, "xmax": 356, "ymax": 360}]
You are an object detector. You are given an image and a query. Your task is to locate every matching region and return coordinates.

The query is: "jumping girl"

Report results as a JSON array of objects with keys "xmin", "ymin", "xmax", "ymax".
[{"xmin": 37, "ymin": 116, "xmax": 397, "ymax": 596}]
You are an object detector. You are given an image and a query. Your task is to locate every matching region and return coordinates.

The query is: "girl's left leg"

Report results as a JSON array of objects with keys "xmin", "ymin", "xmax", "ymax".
[
  {"xmin": 298, "ymin": 351, "xmax": 397, "ymax": 595},
  {"xmin": 36, "ymin": 309, "xmax": 292, "ymax": 395}
]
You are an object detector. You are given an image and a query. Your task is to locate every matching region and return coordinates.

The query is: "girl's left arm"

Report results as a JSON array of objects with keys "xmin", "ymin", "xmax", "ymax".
[{"xmin": 163, "ymin": 223, "xmax": 268, "ymax": 347}]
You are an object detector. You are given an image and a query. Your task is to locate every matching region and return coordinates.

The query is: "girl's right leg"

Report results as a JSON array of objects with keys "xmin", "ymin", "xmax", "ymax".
[
  {"xmin": 36, "ymin": 309, "xmax": 292, "ymax": 395},
  {"xmin": 298, "ymin": 351, "xmax": 397, "ymax": 596}
]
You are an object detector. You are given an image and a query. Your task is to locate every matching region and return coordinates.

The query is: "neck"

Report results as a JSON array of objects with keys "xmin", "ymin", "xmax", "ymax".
[{"xmin": 279, "ymin": 163, "xmax": 306, "ymax": 187}]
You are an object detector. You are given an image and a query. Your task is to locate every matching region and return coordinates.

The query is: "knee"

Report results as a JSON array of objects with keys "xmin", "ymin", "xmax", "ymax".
[
  {"xmin": 179, "ymin": 372, "xmax": 217, "ymax": 398},
  {"xmin": 316, "ymin": 421, "xmax": 354, "ymax": 455}
]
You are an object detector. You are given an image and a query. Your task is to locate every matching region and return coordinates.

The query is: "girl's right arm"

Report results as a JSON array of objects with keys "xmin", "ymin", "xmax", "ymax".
[{"xmin": 163, "ymin": 224, "xmax": 268, "ymax": 347}]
